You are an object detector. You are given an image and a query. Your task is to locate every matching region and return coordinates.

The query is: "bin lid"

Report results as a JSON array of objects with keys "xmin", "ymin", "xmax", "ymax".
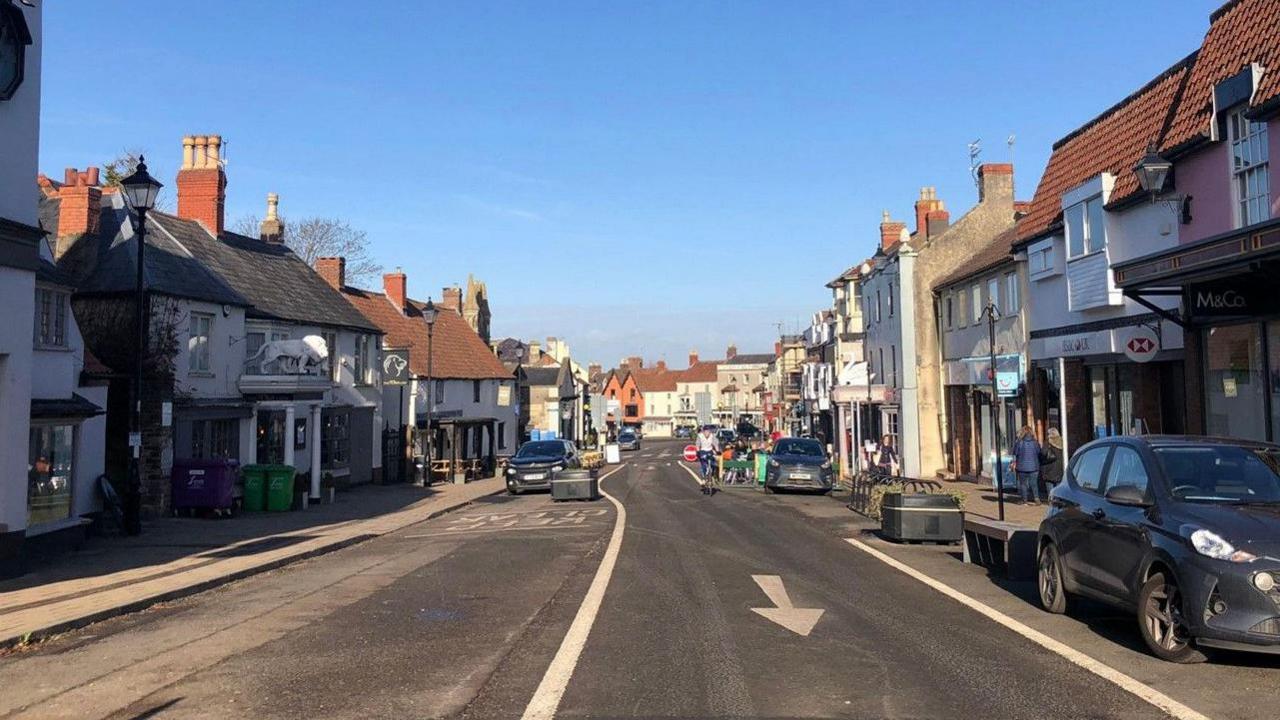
[{"xmin": 884, "ymin": 493, "xmax": 959, "ymax": 509}]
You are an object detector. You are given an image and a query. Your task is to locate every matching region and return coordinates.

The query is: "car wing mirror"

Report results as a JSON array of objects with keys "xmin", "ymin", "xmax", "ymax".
[{"xmin": 1104, "ymin": 485, "xmax": 1152, "ymax": 507}]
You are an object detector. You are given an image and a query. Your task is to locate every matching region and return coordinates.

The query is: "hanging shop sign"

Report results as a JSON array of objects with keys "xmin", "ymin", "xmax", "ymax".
[
  {"xmin": 1187, "ymin": 277, "xmax": 1280, "ymax": 318},
  {"xmin": 1122, "ymin": 326, "xmax": 1160, "ymax": 363},
  {"xmin": 382, "ymin": 347, "xmax": 411, "ymax": 385}
]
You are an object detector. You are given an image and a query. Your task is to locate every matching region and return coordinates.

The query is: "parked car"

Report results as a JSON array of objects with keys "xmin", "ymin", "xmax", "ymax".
[
  {"xmin": 617, "ymin": 430, "xmax": 641, "ymax": 451},
  {"xmin": 1037, "ymin": 435, "xmax": 1280, "ymax": 662},
  {"xmin": 763, "ymin": 437, "xmax": 833, "ymax": 494},
  {"xmin": 506, "ymin": 440, "xmax": 580, "ymax": 494},
  {"xmin": 736, "ymin": 421, "xmax": 761, "ymax": 439},
  {"xmin": 674, "ymin": 426, "xmax": 694, "ymax": 439},
  {"xmin": 716, "ymin": 429, "xmax": 737, "ymax": 447}
]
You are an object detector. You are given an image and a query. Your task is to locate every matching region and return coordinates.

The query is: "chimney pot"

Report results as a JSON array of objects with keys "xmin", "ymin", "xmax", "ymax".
[
  {"xmin": 52, "ymin": 166, "xmax": 103, "ymax": 258},
  {"xmin": 260, "ymin": 192, "xmax": 284, "ymax": 243},
  {"xmin": 176, "ymin": 133, "xmax": 227, "ymax": 235}
]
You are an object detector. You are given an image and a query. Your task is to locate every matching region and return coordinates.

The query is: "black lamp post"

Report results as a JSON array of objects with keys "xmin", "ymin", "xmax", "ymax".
[
  {"xmin": 983, "ymin": 301, "xmax": 1005, "ymax": 522},
  {"xmin": 513, "ymin": 346, "xmax": 525, "ymax": 444},
  {"xmin": 422, "ymin": 299, "xmax": 438, "ymax": 478},
  {"xmin": 119, "ymin": 157, "xmax": 163, "ymax": 536}
]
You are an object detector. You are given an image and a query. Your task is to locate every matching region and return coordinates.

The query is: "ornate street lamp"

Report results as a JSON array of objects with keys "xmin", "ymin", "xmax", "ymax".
[
  {"xmin": 1134, "ymin": 141, "xmax": 1190, "ymax": 223},
  {"xmin": 422, "ymin": 298, "xmax": 438, "ymax": 480},
  {"xmin": 119, "ymin": 157, "xmax": 162, "ymax": 536}
]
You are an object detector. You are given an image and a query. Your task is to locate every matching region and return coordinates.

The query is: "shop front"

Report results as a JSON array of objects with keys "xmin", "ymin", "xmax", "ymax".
[
  {"xmin": 1117, "ymin": 218, "xmax": 1280, "ymax": 442},
  {"xmin": 942, "ymin": 354, "xmax": 1024, "ymax": 479}
]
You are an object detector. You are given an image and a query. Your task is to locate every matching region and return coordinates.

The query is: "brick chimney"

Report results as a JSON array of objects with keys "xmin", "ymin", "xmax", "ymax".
[
  {"xmin": 441, "ymin": 286, "xmax": 462, "ymax": 313},
  {"xmin": 688, "ymin": 351, "xmax": 699, "ymax": 366},
  {"xmin": 176, "ymin": 135, "xmax": 226, "ymax": 236},
  {"xmin": 774, "ymin": 341, "xmax": 782, "ymax": 356},
  {"xmin": 913, "ymin": 187, "xmax": 949, "ymax": 242},
  {"xmin": 624, "ymin": 355, "xmax": 643, "ymax": 369},
  {"xmin": 656, "ymin": 360, "xmax": 667, "ymax": 371},
  {"xmin": 52, "ymin": 167, "xmax": 102, "ymax": 259},
  {"xmin": 316, "ymin": 257, "xmax": 345, "ymax": 290},
  {"xmin": 879, "ymin": 211, "xmax": 907, "ymax": 249},
  {"xmin": 726, "ymin": 344, "xmax": 738, "ymax": 359},
  {"xmin": 384, "ymin": 268, "xmax": 407, "ymax": 313},
  {"xmin": 978, "ymin": 163, "xmax": 1014, "ymax": 204},
  {"xmin": 259, "ymin": 192, "xmax": 284, "ymax": 243},
  {"xmin": 589, "ymin": 363, "xmax": 602, "ymax": 376}
]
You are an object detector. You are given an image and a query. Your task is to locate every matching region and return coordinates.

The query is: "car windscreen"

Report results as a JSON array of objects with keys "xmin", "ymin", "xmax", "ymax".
[
  {"xmin": 516, "ymin": 441, "xmax": 565, "ymax": 459},
  {"xmin": 1153, "ymin": 445, "xmax": 1280, "ymax": 503},
  {"xmin": 618, "ymin": 432, "xmax": 636, "ymax": 440},
  {"xmin": 773, "ymin": 439, "xmax": 824, "ymax": 457}
]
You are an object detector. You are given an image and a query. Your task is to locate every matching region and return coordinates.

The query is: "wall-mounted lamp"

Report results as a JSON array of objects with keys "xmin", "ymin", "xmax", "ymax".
[{"xmin": 1134, "ymin": 141, "xmax": 1192, "ymax": 224}]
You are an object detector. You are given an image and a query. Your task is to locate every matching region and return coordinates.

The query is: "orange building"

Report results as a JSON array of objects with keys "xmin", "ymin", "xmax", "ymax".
[{"xmin": 601, "ymin": 370, "xmax": 643, "ymax": 429}]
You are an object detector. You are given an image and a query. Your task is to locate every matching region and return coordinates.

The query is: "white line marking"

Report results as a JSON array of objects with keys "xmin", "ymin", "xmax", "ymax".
[
  {"xmin": 843, "ymin": 538, "xmax": 1212, "ymax": 720},
  {"xmin": 750, "ymin": 575, "xmax": 824, "ymax": 636},
  {"xmin": 521, "ymin": 463, "xmax": 629, "ymax": 720},
  {"xmin": 677, "ymin": 462, "xmax": 706, "ymax": 488}
]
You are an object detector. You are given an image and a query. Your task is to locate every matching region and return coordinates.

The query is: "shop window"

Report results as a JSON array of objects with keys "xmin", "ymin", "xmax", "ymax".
[
  {"xmin": 33, "ymin": 287, "xmax": 68, "ymax": 348},
  {"xmin": 321, "ymin": 409, "xmax": 350, "ymax": 469},
  {"xmin": 256, "ymin": 411, "xmax": 286, "ymax": 465},
  {"xmin": 1228, "ymin": 108, "xmax": 1270, "ymax": 228},
  {"xmin": 29, "ymin": 423, "xmax": 75, "ymax": 526},
  {"xmin": 1205, "ymin": 323, "xmax": 1267, "ymax": 442},
  {"xmin": 188, "ymin": 313, "xmax": 213, "ymax": 373},
  {"xmin": 190, "ymin": 418, "xmax": 239, "ymax": 460}
]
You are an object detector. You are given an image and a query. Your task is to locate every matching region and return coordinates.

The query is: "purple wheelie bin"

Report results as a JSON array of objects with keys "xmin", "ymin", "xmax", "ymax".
[{"xmin": 171, "ymin": 458, "xmax": 239, "ymax": 515}]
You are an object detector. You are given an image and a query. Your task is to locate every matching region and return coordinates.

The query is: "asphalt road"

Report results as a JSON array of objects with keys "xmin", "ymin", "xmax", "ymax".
[{"xmin": 0, "ymin": 440, "xmax": 1248, "ymax": 719}]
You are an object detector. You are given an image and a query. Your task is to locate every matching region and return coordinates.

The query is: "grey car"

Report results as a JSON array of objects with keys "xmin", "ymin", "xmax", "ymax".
[
  {"xmin": 764, "ymin": 437, "xmax": 834, "ymax": 493},
  {"xmin": 617, "ymin": 430, "xmax": 641, "ymax": 451},
  {"xmin": 506, "ymin": 440, "xmax": 579, "ymax": 494}
]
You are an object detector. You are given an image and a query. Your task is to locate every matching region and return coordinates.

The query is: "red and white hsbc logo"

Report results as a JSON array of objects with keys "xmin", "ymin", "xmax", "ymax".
[{"xmin": 1123, "ymin": 328, "xmax": 1160, "ymax": 363}]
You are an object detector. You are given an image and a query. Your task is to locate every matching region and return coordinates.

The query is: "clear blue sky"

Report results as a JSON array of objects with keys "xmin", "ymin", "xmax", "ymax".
[{"xmin": 40, "ymin": 1, "xmax": 1217, "ymax": 367}]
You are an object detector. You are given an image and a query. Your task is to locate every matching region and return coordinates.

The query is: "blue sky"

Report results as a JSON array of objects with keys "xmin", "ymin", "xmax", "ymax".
[{"xmin": 40, "ymin": 1, "xmax": 1217, "ymax": 367}]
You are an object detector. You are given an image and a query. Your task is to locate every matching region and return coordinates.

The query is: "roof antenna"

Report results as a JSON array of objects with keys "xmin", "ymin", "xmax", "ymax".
[
  {"xmin": 1007, "ymin": 133, "xmax": 1016, "ymax": 196},
  {"xmin": 968, "ymin": 139, "xmax": 982, "ymax": 191}
]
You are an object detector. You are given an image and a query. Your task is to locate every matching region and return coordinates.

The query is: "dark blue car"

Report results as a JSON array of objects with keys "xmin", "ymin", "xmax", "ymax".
[
  {"xmin": 764, "ymin": 437, "xmax": 833, "ymax": 493},
  {"xmin": 1037, "ymin": 435, "xmax": 1280, "ymax": 662}
]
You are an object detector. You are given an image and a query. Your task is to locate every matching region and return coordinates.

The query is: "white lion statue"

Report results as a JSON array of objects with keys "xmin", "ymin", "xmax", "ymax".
[{"xmin": 246, "ymin": 334, "xmax": 329, "ymax": 375}]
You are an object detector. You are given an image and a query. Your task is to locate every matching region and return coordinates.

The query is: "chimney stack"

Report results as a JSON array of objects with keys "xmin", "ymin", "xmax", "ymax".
[
  {"xmin": 530, "ymin": 341, "xmax": 542, "ymax": 361},
  {"xmin": 726, "ymin": 344, "xmax": 738, "ymax": 359},
  {"xmin": 656, "ymin": 360, "xmax": 667, "ymax": 371},
  {"xmin": 441, "ymin": 286, "xmax": 462, "ymax": 313},
  {"xmin": 688, "ymin": 351, "xmax": 699, "ymax": 367},
  {"xmin": 589, "ymin": 363, "xmax": 602, "ymax": 376},
  {"xmin": 51, "ymin": 167, "xmax": 102, "ymax": 259},
  {"xmin": 774, "ymin": 341, "xmax": 782, "ymax": 356},
  {"xmin": 316, "ymin": 257, "xmax": 345, "ymax": 290},
  {"xmin": 383, "ymin": 269, "xmax": 407, "ymax": 313},
  {"xmin": 978, "ymin": 163, "xmax": 1014, "ymax": 205},
  {"xmin": 879, "ymin": 210, "xmax": 907, "ymax": 249},
  {"xmin": 913, "ymin": 187, "xmax": 949, "ymax": 242},
  {"xmin": 176, "ymin": 134, "xmax": 227, "ymax": 235},
  {"xmin": 259, "ymin": 192, "xmax": 284, "ymax": 243}
]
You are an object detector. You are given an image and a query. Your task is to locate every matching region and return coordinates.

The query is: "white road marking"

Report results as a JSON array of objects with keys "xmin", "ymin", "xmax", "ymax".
[
  {"xmin": 750, "ymin": 575, "xmax": 824, "ymax": 636},
  {"xmin": 677, "ymin": 462, "xmax": 706, "ymax": 487},
  {"xmin": 521, "ymin": 463, "xmax": 629, "ymax": 720},
  {"xmin": 844, "ymin": 538, "xmax": 1212, "ymax": 720}
]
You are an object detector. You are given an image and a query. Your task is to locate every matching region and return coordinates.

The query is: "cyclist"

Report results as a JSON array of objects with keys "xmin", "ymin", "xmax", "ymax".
[{"xmin": 694, "ymin": 425, "xmax": 721, "ymax": 494}]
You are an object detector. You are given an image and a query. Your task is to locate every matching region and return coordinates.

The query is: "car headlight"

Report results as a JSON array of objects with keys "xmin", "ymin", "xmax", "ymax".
[
  {"xmin": 552, "ymin": 465, "xmax": 564, "ymax": 472},
  {"xmin": 820, "ymin": 460, "xmax": 832, "ymax": 470},
  {"xmin": 507, "ymin": 467, "xmax": 517, "ymax": 475},
  {"xmin": 1189, "ymin": 528, "xmax": 1257, "ymax": 563},
  {"xmin": 768, "ymin": 459, "xmax": 780, "ymax": 467}
]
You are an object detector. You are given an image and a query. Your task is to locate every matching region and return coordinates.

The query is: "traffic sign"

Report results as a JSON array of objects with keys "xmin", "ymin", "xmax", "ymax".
[
  {"xmin": 1123, "ymin": 327, "xmax": 1160, "ymax": 363},
  {"xmin": 682, "ymin": 445, "xmax": 698, "ymax": 462}
]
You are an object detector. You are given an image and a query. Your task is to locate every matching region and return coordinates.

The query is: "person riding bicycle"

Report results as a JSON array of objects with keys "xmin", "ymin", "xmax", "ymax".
[{"xmin": 695, "ymin": 426, "xmax": 721, "ymax": 491}]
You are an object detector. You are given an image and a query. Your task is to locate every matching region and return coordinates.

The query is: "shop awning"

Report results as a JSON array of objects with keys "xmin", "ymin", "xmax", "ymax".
[
  {"xmin": 31, "ymin": 394, "xmax": 103, "ymax": 420},
  {"xmin": 1114, "ymin": 217, "xmax": 1280, "ymax": 326}
]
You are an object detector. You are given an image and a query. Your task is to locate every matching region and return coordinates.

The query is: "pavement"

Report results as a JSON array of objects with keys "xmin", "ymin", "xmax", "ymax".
[
  {"xmin": 0, "ymin": 477, "xmax": 505, "ymax": 649},
  {"xmin": 0, "ymin": 441, "xmax": 1277, "ymax": 719}
]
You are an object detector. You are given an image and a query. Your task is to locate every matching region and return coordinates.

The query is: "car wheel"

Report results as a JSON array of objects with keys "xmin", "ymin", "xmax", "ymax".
[
  {"xmin": 1037, "ymin": 542, "xmax": 1069, "ymax": 614},
  {"xmin": 507, "ymin": 485, "xmax": 521, "ymax": 496},
  {"xmin": 1138, "ymin": 572, "xmax": 1207, "ymax": 664}
]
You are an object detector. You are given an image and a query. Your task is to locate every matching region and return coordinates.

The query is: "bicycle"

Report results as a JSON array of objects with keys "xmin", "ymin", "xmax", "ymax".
[{"xmin": 697, "ymin": 451, "xmax": 721, "ymax": 495}]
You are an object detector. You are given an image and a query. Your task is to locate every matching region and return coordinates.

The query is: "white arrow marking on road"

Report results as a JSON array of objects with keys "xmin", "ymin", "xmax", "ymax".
[{"xmin": 750, "ymin": 575, "xmax": 824, "ymax": 636}]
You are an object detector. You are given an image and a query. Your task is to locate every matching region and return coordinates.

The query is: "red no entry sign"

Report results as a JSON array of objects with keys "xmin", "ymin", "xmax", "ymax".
[{"xmin": 682, "ymin": 445, "xmax": 698, "ymax": 462}]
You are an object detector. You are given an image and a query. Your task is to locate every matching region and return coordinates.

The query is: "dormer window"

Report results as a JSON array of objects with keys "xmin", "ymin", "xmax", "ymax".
[
  {"xmin": 1066, "ymin": 195, "xmax": 1106, "ymax": 259},
  {"xmin": 1228, "ymin": 107, "xmax": 1270, "ymax": 227}
]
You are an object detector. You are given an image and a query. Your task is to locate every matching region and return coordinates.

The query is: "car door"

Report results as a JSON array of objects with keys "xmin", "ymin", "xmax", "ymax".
[
  {"xmin": 1091, "ymin": 445, "xmax": 1154, "ymax": 602},
  {"xmin": 1056, "ymin": 444, "xmax": 1112, "ymax": 592}
]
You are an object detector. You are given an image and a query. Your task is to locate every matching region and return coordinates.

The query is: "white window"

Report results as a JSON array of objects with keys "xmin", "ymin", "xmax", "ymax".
[
  {"xmin": 33, "ymin": 288, "xmax": 68, "ymax": 348},
  {"xmin": 987, "ymin": 277, "xmax": 1000, "ymax": 315},
  {"xmin": 188, "ymin": 313, "xmax": 213, "ymax": 373},
  {"xmin": 1229, "ymin": 108, "xmax": 1270, "ymax": 227},
  {"xmin": 875, "ymin": 289, "xmax": 882, "ymax": 322},
  {"xmin": 1066, "ymin": 196, "xmax": 1106, "ymax": 258},
  {"xmin": 1005, "ymin": 273, "xmax": 1020, "ymax": 314},
  {"xmin": 971, "ymin": 283, "xmax": 982, "ymax": 323},
  {"xmin": 1029, "ymin": 244, "xmax": 1054, "ymax": 277},
  {"xmin": 435, "ymin": 379, "xmax": 445, "ymax": 403},
  {"xmin": 322, "ymin": 331, "xmax": 338, "ymax": 381},
  {"xmin": 887, "ymin": 282, "xmax": 894, "ymax": 317},
  {"xmin": 246, "ymin": 331, "xmax": 265, "ymax": 359},
  {"xmin": 958, "ymin": 287, "xmax": 968, "ymax": 327},
  {"xmin": 354, "ymin": 334, "xmax": 370, "ymax": 384}
]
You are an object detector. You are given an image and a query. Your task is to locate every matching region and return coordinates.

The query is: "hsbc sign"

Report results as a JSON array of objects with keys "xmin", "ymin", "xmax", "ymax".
[{"xmin": 1123, "ymin": 327, "xmax": 1160, "ymax": 363}]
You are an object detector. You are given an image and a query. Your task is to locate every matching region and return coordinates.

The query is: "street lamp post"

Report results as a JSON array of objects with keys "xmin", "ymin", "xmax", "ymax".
[
  {"xmin": 422, "ymin": 299, "xmax": 438, "ymax": 481},
  {"xmin": 119, "ymin": 158, "xmax": 162, "ymax": 536},
  {"xmin": 983, "ymin": 301, "xmax": 1005, "ymax": 522},
  {"xmin": 513, "ymin": 346, "xmax": 525, "ymax": 444}
]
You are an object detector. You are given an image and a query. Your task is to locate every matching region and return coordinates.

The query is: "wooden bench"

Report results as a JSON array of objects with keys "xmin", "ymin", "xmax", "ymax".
[
  {"xmin": 962, "ymin": 517, "xmax": 1038, "ymax": 580},
  {"xmin": 429, "ymin": 460, "xmax": 453, "ymax": 484}
]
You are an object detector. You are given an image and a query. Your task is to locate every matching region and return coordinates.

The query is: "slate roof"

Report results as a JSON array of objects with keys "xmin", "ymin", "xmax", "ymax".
[
  {"xmin": 722, "ymin": 353, "xmax": 775, "ymax": 366},
  {"xmin": 342, "ymin": 289, "xmax": 510, "ymax": 380},
  {"xmin": 1016, "ymin": 55, "xmax": 1193, "ymax": 244},
  {"xmin": 150, "ymin": 213, "xmax": 378, "ymax": 332},
  {"xmin": 521, "ymin": 366, "xmax": 561, "ymax": 386},
  {"xmin": 933, "ymin": 227, "xmax": 1020, "ymax": 290},
  {"xmin": 1165, "ymin": 0, "xmax": 1280, "ymax": 151}
]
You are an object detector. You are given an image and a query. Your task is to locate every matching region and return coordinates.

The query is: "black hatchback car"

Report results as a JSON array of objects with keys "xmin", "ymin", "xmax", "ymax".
[
  {"xmin": 505, "ymin": 440, "xmax": 579, "ymax": 494},
  {"xmin": 1037, "ymin": 435, "xmax": 1280, "ymax": 662}
]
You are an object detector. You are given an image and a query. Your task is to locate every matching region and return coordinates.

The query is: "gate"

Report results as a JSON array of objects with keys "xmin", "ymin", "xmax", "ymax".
[{"xmin": 382, "ymin": 427, "xmax": 408, "ymax": 484}]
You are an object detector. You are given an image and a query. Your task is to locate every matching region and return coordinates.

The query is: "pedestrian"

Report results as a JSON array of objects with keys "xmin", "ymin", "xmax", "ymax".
[
  {"xmin": 1011, "ymin": 425, "xmax": 1042, "ymax": 505},
  {"xmin": 875, "ymin": 434, "xmax": 899, "ymax": 479},
  {"xmin": 1038, "ymin": 428, "xmax": 1064, "ymax": 498}
]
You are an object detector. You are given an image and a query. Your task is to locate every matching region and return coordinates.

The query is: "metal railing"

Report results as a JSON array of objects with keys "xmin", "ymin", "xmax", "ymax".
[{"xmin": 845, "ymin": 470, "xmax": 942, "ymax": 516}]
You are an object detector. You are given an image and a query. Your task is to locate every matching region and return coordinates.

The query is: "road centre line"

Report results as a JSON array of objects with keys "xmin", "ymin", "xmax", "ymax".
[
  {"xmin": 521, "ymin": 463, "xmax": 629, "ymax": 720},
  {"xmin": 843, "ymin": 538, "xmax": 1211, "ymax": 720}
]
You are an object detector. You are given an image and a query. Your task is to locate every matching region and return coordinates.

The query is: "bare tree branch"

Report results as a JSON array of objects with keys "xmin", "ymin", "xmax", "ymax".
[
  {"xmin": 103, "ymin": 149, "xmax": 173, "ymax": 211},
  {"xmin": 230, "ymin": 214, "xmax": 382, "ymax": 287}
]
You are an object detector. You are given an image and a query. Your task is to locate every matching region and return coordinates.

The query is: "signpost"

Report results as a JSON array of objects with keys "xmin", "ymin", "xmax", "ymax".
[{"xmin": 682, "ymin": 445, "xmax": 698, "ymax": 463}]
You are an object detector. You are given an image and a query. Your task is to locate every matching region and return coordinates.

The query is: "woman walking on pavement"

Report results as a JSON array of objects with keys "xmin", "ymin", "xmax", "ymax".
[
  {"xmin": 1038, "ymin": 428, "xmax": 1064, "ymax": 499},
  {"xmin": 874, "ymin": 434, "xmax": 899, "ymax": 480},
  {"xmin": 1011, "ymin": 425, "xmax": 1042, "ymax": 505}
]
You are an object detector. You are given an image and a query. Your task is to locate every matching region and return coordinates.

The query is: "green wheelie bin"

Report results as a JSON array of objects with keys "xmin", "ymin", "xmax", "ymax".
[
  {"xmin": 264, "ymin": 465, "xmax": 296, "ymax": 512},
  {"xmin": 241, "ymin": 465, "xmax": 267, "ymax": 512}
]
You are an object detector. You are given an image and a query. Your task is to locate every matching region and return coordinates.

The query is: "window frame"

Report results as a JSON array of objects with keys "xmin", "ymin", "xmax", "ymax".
[
  {"xmin": 1005, "ymin": 272, "xmax": 1020, "ymax": 314},
  {"xmin": 353, "ymin": 334, "xmax": 370, "ymax": 385},
  {"xmin": 33, "ymin": 286, "xmax": 69, "ymax": 349},
  {"xmin": 473, "ymin": 379, "xmax": 482, "ymax": 403},
  {"xmin": 888, "ymin": 282, "xmax": 895, "ymax": 318},
  {"xmin": 1228, "ymin": 106, "xmax": 1271, "ymax": 228},
  {"xmin": 27, "ymin": 421, "xmax": 77, "ymax": 527},
  {"xmin": 987, "ymin": 277, "xmax": 1000, "ymax": 316},
  {"xmin": 1066, "ymin": 195, "xmax": 1107, "ymax": 260},
  {"xmin": 188, "ymin": 312, "xmax": 214, "ymax": 374},
  {"xmin": 970, "ymin": 283, "xmax": 982, "ymax": 324},
  {"xmin": 322, "ymin": 331, "xmax": 339, "ymax": 382}
]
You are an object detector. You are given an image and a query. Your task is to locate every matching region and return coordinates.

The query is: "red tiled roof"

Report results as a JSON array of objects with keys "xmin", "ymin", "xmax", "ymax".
[
  {"xmin": 677, "ymin": 361, "xmax": 721, "ymax": 383},
  {"xmin": 1165, "ymin": 0, "xmax": 1280, "ymax": 151},
  {"xmin": 342, "ymin": 288, "xmax": 510, "ymax": 380},
  {"xmin": 1017, "ymin": 56, "xmax": 1193, "ymax": 244},
  {"xmin": 632, "ymin": 369, "xmax": 678, "ymax": 392}
]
